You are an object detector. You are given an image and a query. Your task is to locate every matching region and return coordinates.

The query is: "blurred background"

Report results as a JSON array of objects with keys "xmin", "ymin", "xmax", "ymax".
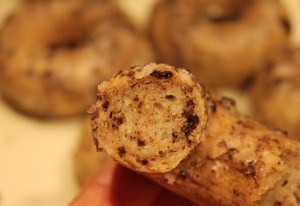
[{"xmin": 0, "ymin": 0, "xmax": 299, "ymax": 206}]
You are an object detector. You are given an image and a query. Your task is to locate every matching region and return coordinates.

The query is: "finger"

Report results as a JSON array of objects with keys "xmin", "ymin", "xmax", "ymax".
[
  {"xmin": 69, "ymin": 160, "xmax": 116, "ymax": 206},
  {"xmin": 69, "ymin": 160, "xmax": 162, "ymax": 206},
  {"xmin": 151, "ymin": 190, "xmax": 197, "ymax": 206}
]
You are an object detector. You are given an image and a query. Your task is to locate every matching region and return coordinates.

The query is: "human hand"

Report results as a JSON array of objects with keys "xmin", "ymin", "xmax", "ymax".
[{"xmin": 70, "ymin": 160, "xmax": 195, "ymax": 206}]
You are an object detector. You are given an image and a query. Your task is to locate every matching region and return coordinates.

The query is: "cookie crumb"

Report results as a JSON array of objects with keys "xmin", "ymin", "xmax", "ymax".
[
  {"xmin": 117, "ymin": 146, "xmax": 126, "ymax": 157},
  {"xmin": 165, "ymin": 95, "xmax": 175, "ymax": 100},
  {"xmin": 102, "ymin": 101, "xmax": 109, "ymax": 111},
  {"xmin": 141, "ymin": 159, "xmax": 149, "ymax": 165},
  {"xmin": 150, "ymin": 70, "xmax": 173, "ymax": 79},
  {"xmin": 137, "ymin": 139, "xmax": 146, "ymax": 147}
]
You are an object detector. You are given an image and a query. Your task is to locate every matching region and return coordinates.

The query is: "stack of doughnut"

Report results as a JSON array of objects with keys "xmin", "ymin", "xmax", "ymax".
[
  {"xmin": 251, "ymin": 49, "xmax": 300, "ymax": 140},
  {"xmin": 150, "ymin": 0, "xmax": 290, "ymax": 86},
  {"xmin": 72, "ymin": 0, "xmax": 300, "ymax": 189},
  {"xmin": 0, "ymin": 0, "xmax": 154, "ymax": 117},
  {"xmin": 89, "ymin": 63, "xmax": 300, "ymax": 205},
  {"xmin": 3, "ymin": 2, "xmax": 298, "ymax": 203}
]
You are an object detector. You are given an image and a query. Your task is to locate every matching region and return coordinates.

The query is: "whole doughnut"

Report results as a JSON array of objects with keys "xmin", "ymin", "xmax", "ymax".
[
  {"xmin": 150, "ymin": 0, "xmax": 289, "ymax": 86},
  {"xmin": 0, "ymin": 0, "xmax": 154, "ymax": 117},
  {"xmin": 251, "ymin": 49, "xmax": 300, "ymax": 140}
]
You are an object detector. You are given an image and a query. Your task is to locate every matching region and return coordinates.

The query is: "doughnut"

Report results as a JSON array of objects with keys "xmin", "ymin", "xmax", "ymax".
[
  {"xmin": 89, "ymin": 63, "xmax": 208, "ymax": 173},
  {"xmin": 251, "ymin": 49, "xmax": 300, "ymax": 140},
  {"xmin": 149, "ymin": 0, "xmax": 289, "ymax": 86},
  {"xmin": 74, "ymin": 118, "xmax": 109, "ymax": 186},
  {"xmin": 0, "ymin": 0, "xmax": 154, "ymax": 117},
  {"xmin": 88, "ymin": 63, "xmax": 300, "ymax": 205}
]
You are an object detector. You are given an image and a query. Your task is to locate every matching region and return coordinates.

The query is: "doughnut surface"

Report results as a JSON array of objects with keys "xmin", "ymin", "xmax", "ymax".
[
  {"xmin": 150, "ymin": 0, "xmax": 289, "ymax": 86},
  {"xmin": 251, "ymin": 49, "xmax": 300, "ymax": 140},
  {"xmin": 0, "ymin": 0, "xmax": 154, "ymax": 117}
]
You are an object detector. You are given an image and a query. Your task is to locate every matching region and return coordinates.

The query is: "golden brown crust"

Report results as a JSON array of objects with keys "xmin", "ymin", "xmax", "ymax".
[
  {"xmin": 149, "ymin": 0, "xmax": 289, "ymax": 86},
  {"xmin": 150, "ymin": 101, "xmax": 297, "ymax": 205},
  {"xmin": 251, "ymin": 49, "xmax": 300, "ymax": 140},
  {"xmin": 0, "ymin": 0, "xmax": 154, "ymax": 117},
  {"xmin": 90, "ymin": 63, "xmax": 300, "ymax": 205}
]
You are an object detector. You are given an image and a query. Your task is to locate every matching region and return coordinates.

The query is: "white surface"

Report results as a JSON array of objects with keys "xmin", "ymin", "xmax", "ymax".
[{"xmin": 0, "ymin": 98, "xmax": 82, "ymax": 206}]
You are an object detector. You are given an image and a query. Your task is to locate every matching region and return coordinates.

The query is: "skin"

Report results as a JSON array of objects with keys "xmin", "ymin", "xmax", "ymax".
[{"xmin": 70, "ymin": 160, "xmax": 195, "ymax": 206}]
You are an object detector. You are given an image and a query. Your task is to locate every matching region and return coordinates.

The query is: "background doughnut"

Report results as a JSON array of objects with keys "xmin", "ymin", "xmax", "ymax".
[
  {"xmin": 251, "ymin": 49, "xmax": 300, "ymax": 140},
  {"xmin": 0, "ymin": 0, "xmax": 154, "ymax": 117},
  {"xmin": 149, "ymin": 0, "xmax": 289, "ymax": 87}
]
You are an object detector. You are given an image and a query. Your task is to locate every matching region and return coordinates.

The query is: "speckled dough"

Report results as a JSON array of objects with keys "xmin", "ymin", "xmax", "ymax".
[
  {"xmin": 251, "ymin": 49, "xmax": 300, "ymax": 140},
  {"xmin": 90, "ymin": 63, "xmax": 300, "ymax": 205},
  {"xmin": 150, "ymin": 0, "xmax": 289, "ymax": 86},
  {"xmin": 0, "ymin": 0, "xmax": 154, "ymax": 117}
]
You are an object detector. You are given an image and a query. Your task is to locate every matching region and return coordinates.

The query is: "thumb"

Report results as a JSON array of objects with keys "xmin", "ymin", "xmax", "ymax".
[{"xmin": 69, "ymin": 160, "xmax": 162, "ymax": 206}]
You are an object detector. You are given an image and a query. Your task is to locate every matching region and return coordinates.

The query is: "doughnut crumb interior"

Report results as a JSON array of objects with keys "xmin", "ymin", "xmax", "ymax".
[{"xmin": 89, "ymin": 63, "xmax": 208, "ymax": 173}]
